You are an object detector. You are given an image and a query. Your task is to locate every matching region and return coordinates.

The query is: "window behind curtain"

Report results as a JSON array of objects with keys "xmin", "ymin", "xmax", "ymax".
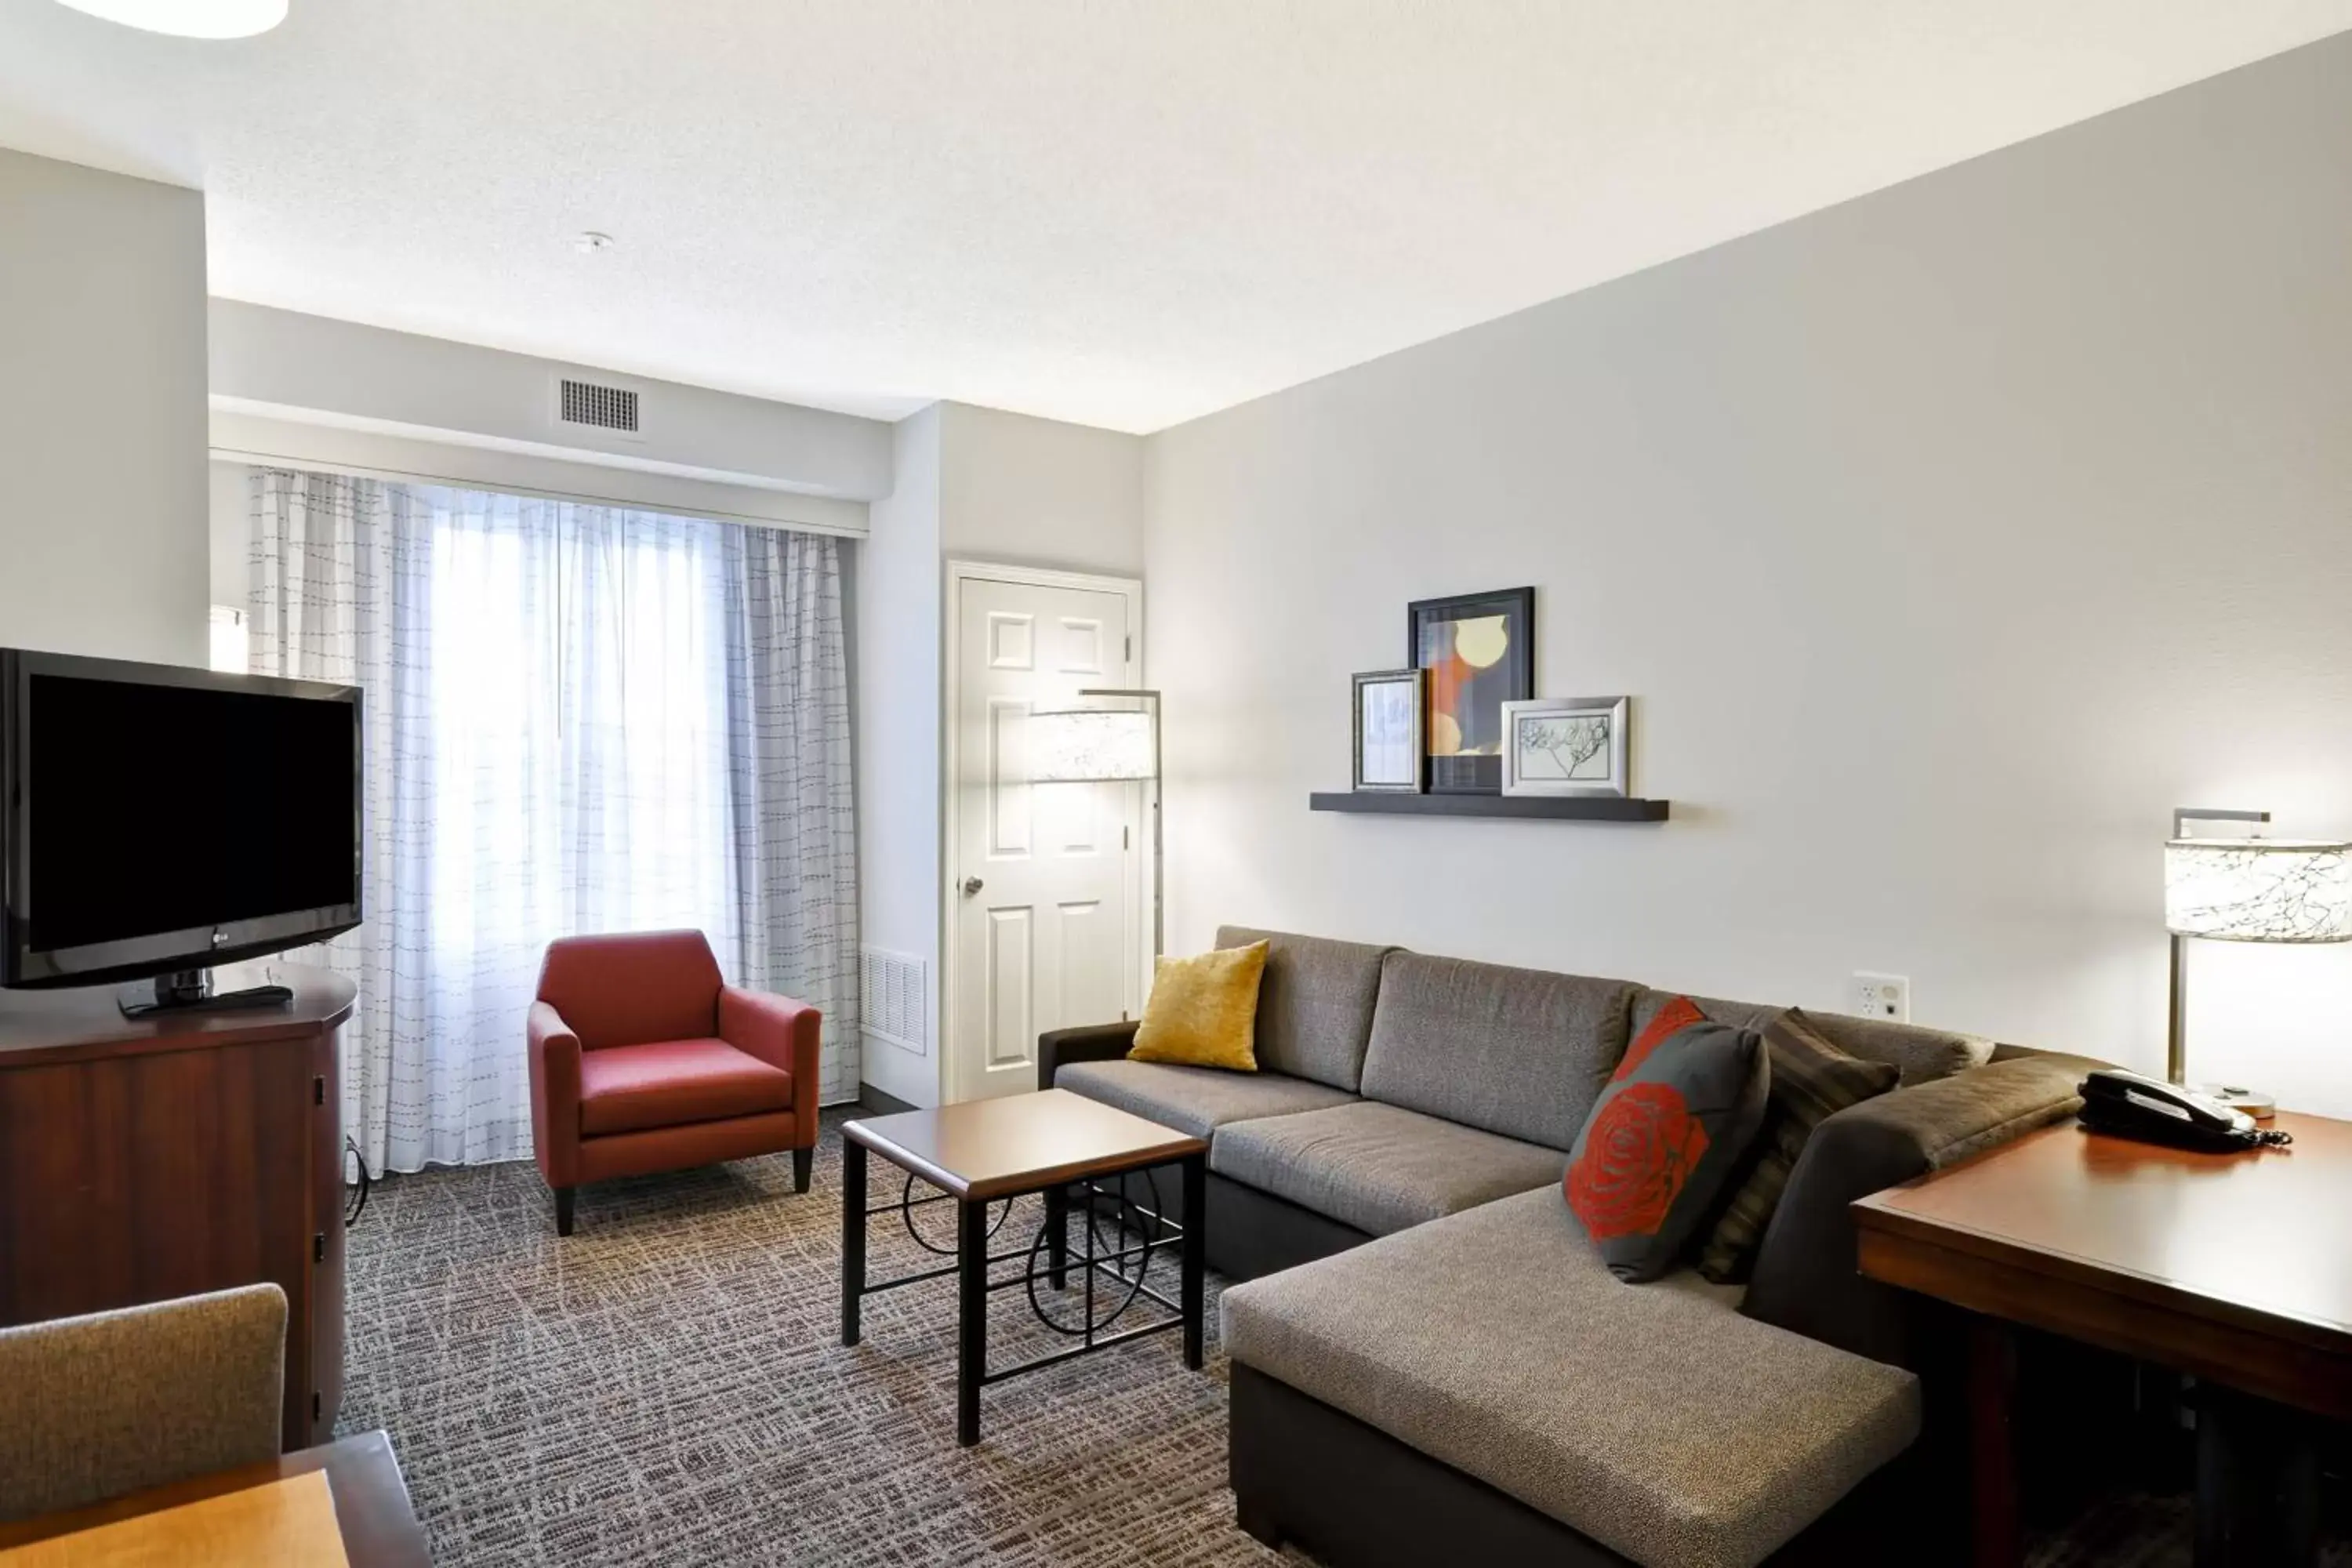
[
  {"xmin": 251, "ymin": 469, "xmax": 860, "ymax": 1173},
  {"xmin": 423, "ymin": 495, "xmax": 742, "ymax": 965}
]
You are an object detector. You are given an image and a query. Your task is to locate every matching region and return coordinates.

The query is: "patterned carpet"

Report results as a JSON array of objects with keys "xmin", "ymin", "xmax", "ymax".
[
  {"xmin": 343, "ymin": 1111, "xmax": 2332, "ymax": 1567},
  {"xmin": 343, "ymin": 1111, "xmax": 1277, "ymax": 1567}
]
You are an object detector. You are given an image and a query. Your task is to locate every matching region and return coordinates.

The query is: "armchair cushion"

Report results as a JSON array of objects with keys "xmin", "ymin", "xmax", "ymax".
[
  {"xmin": 578, "ymin": 1038, "xmax": 793, "ymax": 1137},
  {"xmin": 537, "ymin": 929, "xmax": 724, "ymax": 1050}
]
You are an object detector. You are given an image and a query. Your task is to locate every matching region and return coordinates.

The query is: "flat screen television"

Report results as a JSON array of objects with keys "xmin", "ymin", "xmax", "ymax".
[{"xmin": 1, "ymin": 648, "xmax": 362, "ymax": 1014}]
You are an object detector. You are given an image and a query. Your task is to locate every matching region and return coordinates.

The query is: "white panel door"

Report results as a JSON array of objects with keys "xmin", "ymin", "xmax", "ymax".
[{"xmin": 951, "ymin": 575, "xmax": 1140, "ymax": 1101}]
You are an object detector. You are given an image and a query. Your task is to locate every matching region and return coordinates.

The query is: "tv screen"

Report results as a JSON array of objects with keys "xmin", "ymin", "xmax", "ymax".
[{"xmin": 2, "ymin": 651, "xmax": 362, "ymax": 989}]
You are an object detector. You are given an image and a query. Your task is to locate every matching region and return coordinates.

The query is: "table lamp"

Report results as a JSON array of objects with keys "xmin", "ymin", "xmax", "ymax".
[
  {"xmin": 1029, "ymin": 691, "xmax": 1162, "ymax": 958},
  {"xmin": 2164, "ymin": 806, "xmax": 2352, "ymax": 1117}
]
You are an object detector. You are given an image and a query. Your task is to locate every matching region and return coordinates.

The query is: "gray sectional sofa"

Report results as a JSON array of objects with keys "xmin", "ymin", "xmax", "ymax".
[{"xmin": 1036, "ymin": 926, "xmax": 2100, "ymax": 1568}]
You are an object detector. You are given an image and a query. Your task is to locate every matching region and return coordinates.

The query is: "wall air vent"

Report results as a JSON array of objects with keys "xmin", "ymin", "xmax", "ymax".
[
  {"xmin": 557, "ymin": 377, "xmax": 641, "ymax": 436},
  {"xmin": 860, "ymin": 947, "xmax": 927, "ymax": 1056}
]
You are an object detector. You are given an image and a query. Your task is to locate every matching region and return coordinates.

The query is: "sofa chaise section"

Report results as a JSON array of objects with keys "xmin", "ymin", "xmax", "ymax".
[{"xmin": 1224, "ymin": 1189, "xmax": 1923, "ymax": 1568}]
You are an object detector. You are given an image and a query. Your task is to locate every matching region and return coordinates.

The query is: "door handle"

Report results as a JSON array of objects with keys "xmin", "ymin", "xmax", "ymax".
[{"xmin": 962, "ymin": 877, "xmax": 984, "ymax": 896}]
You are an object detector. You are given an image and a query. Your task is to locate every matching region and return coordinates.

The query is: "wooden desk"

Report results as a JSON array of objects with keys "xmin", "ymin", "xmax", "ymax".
[
  {"xmin": 0, "ymin": 1431, "xmax": 428, "ymax": 1567},
  {"xmin": 1855, "ymin": 1110, "xmax": 2352, "ymax": 1568}
]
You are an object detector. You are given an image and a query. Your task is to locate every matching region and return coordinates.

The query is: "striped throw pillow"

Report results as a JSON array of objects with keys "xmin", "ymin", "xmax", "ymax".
[{"xmin": 1695, "ymin": 1007, "xmax": 1900, "ymax": 1284}]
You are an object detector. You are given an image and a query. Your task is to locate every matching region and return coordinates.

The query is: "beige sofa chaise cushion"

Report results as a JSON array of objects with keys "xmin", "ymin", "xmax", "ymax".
[
  {"xmin": 1210, "ymin": 1101, "xmax": 1566, "ymax": 1236},
  {"xmin": 1221, "ymin": 1188, "xmax": 1921, "ymax": 1568},
  {"xmin": 1054, "ymin": 1058, "xmax": 1358, "ymax": 1141}
]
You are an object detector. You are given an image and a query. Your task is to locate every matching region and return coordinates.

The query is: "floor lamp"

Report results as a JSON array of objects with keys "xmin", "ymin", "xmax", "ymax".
[{"xmin": 1029, "ymin": 691, "xmax": 1163, "ymax": 962}]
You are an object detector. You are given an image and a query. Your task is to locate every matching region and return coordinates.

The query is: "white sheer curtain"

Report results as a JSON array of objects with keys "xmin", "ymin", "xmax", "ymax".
[{"xmin": 249, "ymin": 469, "xmax": 859, "ymax": 1174}]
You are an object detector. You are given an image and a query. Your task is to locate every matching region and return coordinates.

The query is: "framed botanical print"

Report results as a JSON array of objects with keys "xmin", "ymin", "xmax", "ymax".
[
  {"xmin": 1502, "ymin": 695, "xmax": 1631, "ymax": 797},
  {"xmin": 1352, "ymin": 669, "xmax": 1425, "ymax": 793},
  {"xmin": 1407, "ymin": 587, "xmax": 1534, "ymax": 794}
]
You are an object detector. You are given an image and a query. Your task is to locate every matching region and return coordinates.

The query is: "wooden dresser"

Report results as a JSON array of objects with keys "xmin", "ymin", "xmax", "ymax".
[{"xmin": 0, "ymin": 963, "xmax": 355, "ymax": 1451}]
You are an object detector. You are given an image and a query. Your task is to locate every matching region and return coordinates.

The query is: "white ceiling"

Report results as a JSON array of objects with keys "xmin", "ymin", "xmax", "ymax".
[{"xmin": 3, "ymin": 2, "xmax": 2348, "ymax": 434}]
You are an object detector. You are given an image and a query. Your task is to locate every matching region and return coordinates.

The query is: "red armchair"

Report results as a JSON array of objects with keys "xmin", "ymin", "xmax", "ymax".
[{"xmin": 527, "ymin": 929, "xmax": 822, "ymax": 1236}]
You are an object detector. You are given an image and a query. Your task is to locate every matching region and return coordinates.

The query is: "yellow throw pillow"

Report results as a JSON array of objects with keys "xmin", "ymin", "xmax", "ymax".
[{"xmin": 1128, "ymin": 940, "xmax": 1269, "ymax": 1072}]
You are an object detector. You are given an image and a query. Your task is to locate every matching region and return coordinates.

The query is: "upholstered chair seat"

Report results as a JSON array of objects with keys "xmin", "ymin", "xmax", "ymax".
[
  {"xmin": 528, "ymin": 928, "xmax": 822, "ymax": 1234},
  {"xmin": 578, "ymin": 1039, "xmax": 796, "ymax": 1136}
]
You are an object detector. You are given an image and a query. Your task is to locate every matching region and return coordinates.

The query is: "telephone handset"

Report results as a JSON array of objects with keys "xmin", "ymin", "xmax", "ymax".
[{"xmin": 2077, "ymin": 1069, "xmax": 2292, "ymax": 1152}]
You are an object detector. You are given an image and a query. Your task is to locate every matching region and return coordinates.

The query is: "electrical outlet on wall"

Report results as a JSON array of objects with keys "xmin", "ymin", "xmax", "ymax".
[{"xmin": 1852, "ymin": 972, "xmax": 1910, "ymax": 1023}]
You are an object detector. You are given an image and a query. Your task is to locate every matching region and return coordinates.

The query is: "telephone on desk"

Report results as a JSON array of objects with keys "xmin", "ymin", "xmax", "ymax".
[{"xmin": 2077, "ymin": 1069, "xmax": 2294, "ymax": 1152}]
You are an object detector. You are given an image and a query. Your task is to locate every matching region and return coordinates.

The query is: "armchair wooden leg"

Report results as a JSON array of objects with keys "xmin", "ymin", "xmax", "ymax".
[
  {"xmin": 793, "ymin": 1146, "xmax": 814, "ymax": 1195},
  {"xmin": 554, "ymin": 1185, "xmax": 575, "ymax": 1236}
]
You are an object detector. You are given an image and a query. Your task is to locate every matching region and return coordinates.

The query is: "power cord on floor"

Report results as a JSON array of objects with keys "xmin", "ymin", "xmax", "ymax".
[{"xmin": 346, "ymin": 1136, "xmax": 372, "ymax": 1227}]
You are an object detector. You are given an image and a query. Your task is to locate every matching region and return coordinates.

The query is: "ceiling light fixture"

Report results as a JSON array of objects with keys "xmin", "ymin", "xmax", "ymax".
[
  {"xmin": 573, "ymin": 231, "xmax": 615, "ymax": 255},
  {"xmin": 54, "ymin": 0, "xmax": 286, "ymax": 38}
]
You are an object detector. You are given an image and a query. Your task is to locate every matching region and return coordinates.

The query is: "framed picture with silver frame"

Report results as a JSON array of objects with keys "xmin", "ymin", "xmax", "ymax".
[
  {"xmin": 1352, "ymin": 669, "xmax": 1425, "ymax": 793},
  {"xmin": 1501, "ymin": 695, "xmax": 1630, "ymax": 797}
]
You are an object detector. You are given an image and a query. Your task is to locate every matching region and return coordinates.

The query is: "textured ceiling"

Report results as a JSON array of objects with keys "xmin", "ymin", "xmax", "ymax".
[{"xmin": 2, "ymin": 2, "xmax": 2348, "ymax": 432}]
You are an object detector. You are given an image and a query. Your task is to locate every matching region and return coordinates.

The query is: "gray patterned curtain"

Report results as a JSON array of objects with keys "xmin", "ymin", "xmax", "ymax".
[
  {"xmin": 724, "ymin": 523, "xmax": 862, "ymax": 1105},
  {"xmin": 249, "ymin": 467, "xmax": 860, "ymax": 1173}
]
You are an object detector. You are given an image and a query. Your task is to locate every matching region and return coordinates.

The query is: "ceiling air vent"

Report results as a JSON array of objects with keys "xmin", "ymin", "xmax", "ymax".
[{"xmin": 557, "ymin": 377, "xmax": 641, "ymax": 437}]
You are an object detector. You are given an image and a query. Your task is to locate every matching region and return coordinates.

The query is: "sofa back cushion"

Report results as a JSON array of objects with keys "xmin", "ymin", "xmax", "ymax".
[
  {"xmin": 1629, "ymin": 988, "xmax": 1993, "ymax": 1087},
  {"xmin": 1359, "ymin": 951, "xmax": 1639, "ymax": 1150},
  {"xmin": 1215, "ymin": 926, "xmax": 1394, "ymax": 1091}
]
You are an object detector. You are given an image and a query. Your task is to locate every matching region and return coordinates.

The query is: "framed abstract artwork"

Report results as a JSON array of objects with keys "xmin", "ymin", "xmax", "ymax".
[
  {"xmin": 1407, "ymin": 586, "xmax": 1533, "ymax": 794},
  {"xmin": 1351, "ymin": 669, "xmax": 1425, "ymax": 793},
  {"xmin": 1502, "ymin": 695, "xmax": 1631, "ymax": 797}
]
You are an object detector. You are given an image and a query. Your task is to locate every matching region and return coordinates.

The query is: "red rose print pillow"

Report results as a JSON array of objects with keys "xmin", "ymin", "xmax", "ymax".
[{"xmin": 1563, "ymin": 998, "xmax": 1769, "ymax": 1282}]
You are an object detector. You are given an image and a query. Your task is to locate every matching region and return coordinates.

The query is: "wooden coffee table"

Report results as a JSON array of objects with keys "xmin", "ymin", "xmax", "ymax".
[
  {"xmin": 840, "ymin": 1088, "xmax": 1208, "ymax": 1446},
  {"xmin": 1854, "ymin": 1109, "xmax": 2352, "ymax": 1568}
]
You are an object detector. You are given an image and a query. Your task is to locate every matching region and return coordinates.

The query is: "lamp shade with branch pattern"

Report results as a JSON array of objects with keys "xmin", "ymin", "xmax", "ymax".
[
  {"xmin": 1029, "ymin": 708, "xmax": 1156, "ymax": 783},
  {"xmin": 2164, "ymin": 837, "xmax": 2352, "ymax": 944}
]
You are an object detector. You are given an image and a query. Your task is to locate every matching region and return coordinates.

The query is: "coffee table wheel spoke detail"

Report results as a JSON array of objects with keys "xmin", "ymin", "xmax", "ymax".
[
  {"xmin": 837, "ymin": 1090, "xmax": 1210, "ymax": 1447},
  {"xmin": 1023, "ymin": 1167, "xmax": 1171, "ymax": 1338},
  {"xmin": 896, "ymin": 1170, "xmax": 1011, "ymax": 1256}
]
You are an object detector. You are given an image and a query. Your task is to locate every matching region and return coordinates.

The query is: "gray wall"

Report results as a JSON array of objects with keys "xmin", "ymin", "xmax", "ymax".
[
  {"xmin": 1144, "ymin": 33, "xmax": 2352, "ymax": 1115},
  {"xmin": 0, "ymin": 148, "xmax": 209, "ymax": 666},
  {"xmin": 856, "ymin": 405, "xmax": 947, "ymax": 1106}
]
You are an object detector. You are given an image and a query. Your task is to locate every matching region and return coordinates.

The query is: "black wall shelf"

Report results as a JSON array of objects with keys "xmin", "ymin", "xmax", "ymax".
[{"xmin": 1308, "ymin": 792, "xmax": 1670, "ymax": 822}]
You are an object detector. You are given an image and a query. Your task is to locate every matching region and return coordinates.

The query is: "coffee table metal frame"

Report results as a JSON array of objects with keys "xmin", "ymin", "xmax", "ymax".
[{"xmin": 840, "ymin": 1124, "xmax": 1206, "ymax": 1446}]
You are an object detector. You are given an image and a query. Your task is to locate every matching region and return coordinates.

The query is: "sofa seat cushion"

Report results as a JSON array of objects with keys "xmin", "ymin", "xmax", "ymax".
[
  {"xmin": 578, "ymin": 1038, "xmax": 793, "ymax": 1137},
  {"xmin": 1222, "ymin": 1188, "xmax": 1920, "ymax": 1568},
  {"xmin": 1054, "ymin": 1058, "xmax": 1357, "ymax": 1142},
  {"xmin": 1212, "ymin": 1101, "xmax": 1567, "ymax": 1236}
]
